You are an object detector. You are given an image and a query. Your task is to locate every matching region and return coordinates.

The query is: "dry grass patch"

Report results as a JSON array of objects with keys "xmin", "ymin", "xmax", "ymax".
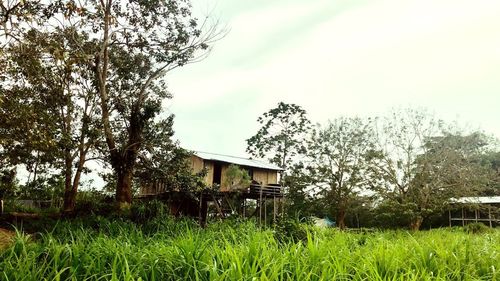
[{"xmin": 0, "ymin": 228, "xmax": 14, "ymax": 250}]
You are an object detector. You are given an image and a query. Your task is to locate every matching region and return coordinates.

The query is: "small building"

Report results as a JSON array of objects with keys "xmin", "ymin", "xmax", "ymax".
[
  {"xmin": 138, "ymin": 151, "xmax": 284, "ymax": 225},
  {"xmin": 189, "ymin": 151, "xmax": 282, "ymax": 191},
  {"xmin": 449, "ymin": 196, "xmax": 500, "ymax": 227}
]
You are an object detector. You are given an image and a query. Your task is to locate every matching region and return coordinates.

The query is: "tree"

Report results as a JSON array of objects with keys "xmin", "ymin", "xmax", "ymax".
[
  {"xmin": 282, "ymin": 162, "xmax": 314, "ymax": 218},
  {"xmin": 246, "ymin": 102, "xmax": 311, "ymax": 175},
  {"xmin": 307, "ymin": 117, "xmax": 380, "ymax": 229},
  {"xmin": 1, "ymin": 0, "xmax": 43, "ymax": 44},
  {"xmin": 1, "ymin": 1, "xmax": 56, "ymax": 191},
  {"xmin": 373, "ymin": 108, "xmax": 491, "ymax": 230},
  {"xmin": 88, "ymin": 0, "xmax": 221, "ymax": 208},
  {"xmin": 478, "ymin": 150, "xmax": 500, "ymax": 195},
  {"xmin": 1, "ymin": 0, "xmax": 220, "ymax": 210},
  {"xmin": 410, "ymin": 132, "xmax": 494, "ymax": 224},
  {"xmin": 0, "ymin": 23, "xmax": 101, "ymax": 213},
  {"xmin": 0, "ymin": 168, "xmax": 17, "ymax": 200},
  {"xmin": 134, "ymin": 118, "xmax": 206, "ymax": 194},
  {"xmin": 371, "ymin": 108, "xmax": 441, "ymax": 230},
  {"xmin": 223, "ymin": 164, "xmax": 251, "ymax": 191}
]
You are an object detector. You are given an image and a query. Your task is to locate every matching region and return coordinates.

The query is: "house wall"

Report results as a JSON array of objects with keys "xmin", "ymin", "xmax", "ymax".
[
  {"xmin": 252, "ymin": 168, "xmax": 278, "ymax": 185},
  {"xmin": 190, "ymin": 155, "xmax": 204, "ymax": 173},
  {"xmin": 267, "ymin": 171, "xmax": 278, "ymax": 185},
  {"xmin": 189, "ymin": 155, "xmax": 213, "ymax": 187},
  {"xmin": 189, "ymin": 156, "xmax": 280, "ymax": 191},
  {"xmin": 204, "ymin": 161, "xmax": 214, "ymax": 186},
  {"xmin": 220, "ymin": 164, "xmax": 229, "ymax": 191}
]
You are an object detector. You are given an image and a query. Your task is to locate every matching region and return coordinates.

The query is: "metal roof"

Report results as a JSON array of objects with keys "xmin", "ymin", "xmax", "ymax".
[
  {"xmin": 193, "ymin": 151, "xmax": 283, "ymax": 171},
  {"xmin": 451, "ymin": 196, "xmax": 500, "ymax": 204}
]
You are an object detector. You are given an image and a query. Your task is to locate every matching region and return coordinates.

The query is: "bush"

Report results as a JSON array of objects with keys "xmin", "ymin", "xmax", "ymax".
[
  {"xmin": 273, "ymin": 217, "xmax": 311, "ymax": 243},
  {"xmin": 463, "ymin": 222, "xmax": 491, "ymax": 234},
  {"xmin": 130, "ymin": 200, "xmax": 167, "ymax": 222},
  {"xmin": 73, "ymin": 189, "xmax": 114, "ymax": 216}
]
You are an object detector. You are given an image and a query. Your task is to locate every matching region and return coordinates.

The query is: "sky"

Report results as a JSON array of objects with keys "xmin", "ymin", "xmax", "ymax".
[{"xmin": 163, "ymin": 0, "xmax": 500, "ymax": 158}]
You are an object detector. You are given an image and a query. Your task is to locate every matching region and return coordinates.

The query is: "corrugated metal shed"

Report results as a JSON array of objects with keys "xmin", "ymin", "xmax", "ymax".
[
  {"xmin": 193, "ymin": 151, "xmax": 283, "ymax": 171},
  {"xmin": 451, "ymin": 196, "xmax": 500, "ymax": 204}
]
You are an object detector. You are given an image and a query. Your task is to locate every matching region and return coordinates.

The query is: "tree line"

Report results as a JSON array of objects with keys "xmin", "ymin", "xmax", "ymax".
[
  {"xmin": 1, "ymin": 1, "xmax": 498, "ymax": 230},
  {"xmin": 0, "ymin": 0, "xmax": 222, "ymax": 213},
  {"xmin": 246, "ymin": 103, "xmax": 500, "ymax": 230}
]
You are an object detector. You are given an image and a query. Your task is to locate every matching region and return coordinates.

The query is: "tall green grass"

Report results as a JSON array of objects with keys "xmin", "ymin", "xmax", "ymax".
[{"xmin": 0, "ymin": 217, "xmax": 498, "ymax": 280}]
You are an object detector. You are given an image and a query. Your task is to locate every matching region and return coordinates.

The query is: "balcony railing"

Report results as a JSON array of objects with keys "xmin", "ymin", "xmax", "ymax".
[
  {"xmin": 139, "ymin": 182, "xmax": 283, "ymax": 198},
  {"xmin": 249, "ymin": 183, "xmax": 282, "ymax": 197}
]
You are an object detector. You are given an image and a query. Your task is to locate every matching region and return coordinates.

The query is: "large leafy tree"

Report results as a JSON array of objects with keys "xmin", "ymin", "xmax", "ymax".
[
  {"xmin": 246, "ymin": 102, "xmax": 311, "ymax": 175},
  {"xmin": 1, "ymin": 0, "xmax": 219, "ymax": 210},
  {"xmin": 373, "ymin": 108, "xmax": 492, "ymax": 230},
  {"xmin": 478, "ymin": 150, "xmax": 500, "ymax": 195},
  {"xmin": 282, "ymin": 162, "xmax": 314, "ymax": 218},
  {"xmin": 1, "ymin": 0, "xmax": 43, "ymax": 43},
  {"xmin": 0, "ymin": 25, "xmax": 101, "ymax": 212},
  {"xmin": 372, "ymin": 108, "xmax": 441, "ymax": 230},
  {"xmin": 88, "ymin": 0, "xmax": 221, "ymax": 207},
  {"xmin": 247, "ymin": 102, "xmax": 312, "ymax": 220},
  {"xmin": 307, "ymin": 117, "xmax": 380, "ymax": 229},
  {"xmin": 409, "ymin": 132, "xmax": 494, "ymax": 222},
  {"xmin": 1, "ymin": 0, "xmax": 50, "ymax": 176},
  {"xmin": 134, "ymin": 117, "xmax": 206, "ymax": 193}
]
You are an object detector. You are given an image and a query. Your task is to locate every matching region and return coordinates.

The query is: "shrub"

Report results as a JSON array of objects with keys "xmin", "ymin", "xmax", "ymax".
[
  {"xmin": 273, "ymin": 217, "xmax": 310, "ymax": 243},
  {"xmin": 130, "ymin": 200, "xmax": 167, "ymax": 222},
  {"xmin": 463, "ymin": 222, "xmax": 491, "ymax": 234},
  {"xmin": 73, "ymin": 189, "xmax": 114, "ymax": 216}
]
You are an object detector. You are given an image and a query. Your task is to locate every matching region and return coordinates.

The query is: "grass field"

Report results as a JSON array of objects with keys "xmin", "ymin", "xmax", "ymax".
[{"xmin": 0, "ymin": 217, "xmax": 499, "ymax": 281}]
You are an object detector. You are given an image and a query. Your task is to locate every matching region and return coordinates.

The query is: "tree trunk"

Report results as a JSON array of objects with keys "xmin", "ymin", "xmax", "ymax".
[
  {"xmin": 63, "ymin": 185, "xmax": 77, "ymax": 213},
  {"xmin": 62, "ymin": 150, "xmax": 74, "ymax": 213},
  {"xmin": 116, "ymin": 168, "xmax": 133, "ymax": 208},
  {"xmin": 63, "ymin": 160, "xmax": 85, "ymax": 213},
  {"xmin": 410, "ymin": 216, "xmax": 423, "ymax": 231},
  {"xmin": 336, "ymin": 208, "xmax": 347, "ymax": 230}
]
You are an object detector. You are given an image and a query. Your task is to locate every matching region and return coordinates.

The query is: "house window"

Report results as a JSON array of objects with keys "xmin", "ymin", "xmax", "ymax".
[{"xmin": 213, "ymin": 162, "xmax": 222, "ymax": 185}]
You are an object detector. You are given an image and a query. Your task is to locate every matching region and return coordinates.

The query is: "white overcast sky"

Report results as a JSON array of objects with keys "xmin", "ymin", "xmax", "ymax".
[{"xmin": 163, "ymin": 0, "xmax": 500, "ymax": 157}]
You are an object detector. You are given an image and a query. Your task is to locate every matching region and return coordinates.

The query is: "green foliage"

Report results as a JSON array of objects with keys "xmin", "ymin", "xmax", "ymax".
[
  {"xmin": 130, "ymin": 200, "xmax": 167, "ymax": 222},
  {"xmin": 1, "ymin": 0, "xmax": 221, "ymax": 206},
  {"xmin": 478, "ymin": 151, "xmax": 500, "ymax": 195},
  {"xmin": 135, "ymin": 147, "xmax": 206, "ymax": 193},
  {"xmin": 223, "ymin": 164, "xmax": 251, "ymax": 191},
  {"xmin": 370, "ymin": 108, "xmax": 499, "ymax": 230},
  {"xmin": 0, "ymin": 16, "xmax": 101, "ymax": 211},
  {"xmin": 0, "ymin": 168, "xmax": 17, "ymax": 199},
  {"xmin": 73, "ymin": 188, "xmax": 114, "ymax": 216},
  {"xmin": 273, "ymin": 216, "xmax": 311, "ymax": 243},
  {"xmin": 307, "ymin": 117, "xmax": 381, "ymax": 229},
  {"xmin": 2, "ymin": 201, "xmax": 39, "ymax": 213},
  {"xmin": 463, "ymin": 222, "xmax": 491, "ymax": 234},
  {"xmin": 246, "ymin": 102, "xmax": 311, "ymax": 172},
  {"xmin": 0, "ymin": 219, "xmax": 499, "ymax": 280},
  {"xmin": 282, "ymin": 163, "xmax": 315, "ymax": 218}
]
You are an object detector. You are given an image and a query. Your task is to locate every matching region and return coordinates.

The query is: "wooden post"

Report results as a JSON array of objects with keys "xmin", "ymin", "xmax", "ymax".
[
  {"xmin": 488, "ymin": 206, "xmax": 493, "ymax": 228},
  {"xmin": 461, "ymin": 207, "xmax": 465, "ymax": 226},
  {"xmin": 259, "ymin": 185, "xmax": 263, "ymax": 226},
  {"xmin": 281, "ymin": 197, "xmax": 285, "ymax": 217},
  {"xmin": 448, "ymin": 209, "xmax": 451, "ymax": 227},
  {"xmin": 0, "ymin": 199, "xmax": 3, "ymax": 215},
  {"xmin": 475, "ymin": 209, "xmax": 478, "ymax": 223},
  {"xmin": 264, "ymin": 196, "xmax": 267, "ymax": 226},
  {"xmin": 243, "ymin": 198, "xmax": 246, "ymax": 218},
  {"xmin": 212, "ymin": 194, "xmax": 225, "ymax": 219},
  {"xmin": 198, "ymin": 193, "xmax": 203, "ymax": 226},
  {"xmin": 273, "ymin": 195, "xmax": 276, "ymax": 222}
]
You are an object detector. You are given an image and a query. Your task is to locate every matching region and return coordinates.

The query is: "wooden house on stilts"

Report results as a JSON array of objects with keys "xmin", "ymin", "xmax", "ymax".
[{"xmin": 139, "ymin": 151, "xmax": 284, "ymax": 225}]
